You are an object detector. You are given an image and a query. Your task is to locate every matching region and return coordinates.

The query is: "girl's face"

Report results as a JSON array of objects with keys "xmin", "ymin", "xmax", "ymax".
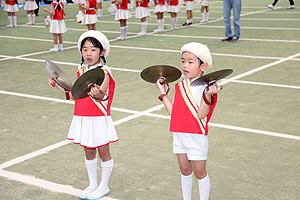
[
  {"xmin": 181, "ymin": 51, "xmax": 206, "ymax": 79},
  {"xmin": 81, "ymin": 40, "xmax": 104, "ymax": 67}
]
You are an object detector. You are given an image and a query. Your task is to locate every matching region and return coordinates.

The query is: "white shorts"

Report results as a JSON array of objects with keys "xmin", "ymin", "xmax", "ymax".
[
  {"xmin": 96, "ymin": 0, "xmax": 102, "ymax": 3},
  {"xmin": 173, "ymin": 132, "xmax": 208, "ymax": 161},
  {"xmin": 202, "ymin": 0, "xmax": 209, "ymax": 6},
  {"xmin": 185, "ymin": 1, "xmax": 193, "ymax": 11}
]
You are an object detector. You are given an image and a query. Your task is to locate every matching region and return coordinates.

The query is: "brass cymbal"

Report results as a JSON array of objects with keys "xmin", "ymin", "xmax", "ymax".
[
  {"xmin": 190, "ymin": 69, "xmax": 233, "ymax": 86},
  {"xmin": 71, "ymin": 67, "xmax": 105, "ymax": 99},
  {"xmin": 140, "ymin": 65, "xmax": 182, "ymax": 84},
  {"xmin": 45, "ymin": 60, "xmax": 72, "ymax": 91}
]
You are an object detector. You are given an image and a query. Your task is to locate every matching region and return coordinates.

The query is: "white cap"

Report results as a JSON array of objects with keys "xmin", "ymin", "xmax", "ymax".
[
  {"xmin": 181, "ymin": 42, "xmax": 212, "ymax": 69},
  {"xmin": 77, "ymin": 30, "xmax": 110, "ymax": 58}
]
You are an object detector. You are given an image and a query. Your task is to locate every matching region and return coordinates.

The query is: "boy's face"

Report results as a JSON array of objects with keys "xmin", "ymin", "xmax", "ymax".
[{"xmin": 181, "ymin": 51, "xmax": 206, "ymax": 79}]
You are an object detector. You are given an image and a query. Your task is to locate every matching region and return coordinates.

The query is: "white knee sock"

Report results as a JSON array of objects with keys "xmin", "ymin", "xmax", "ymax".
[
  {"xmin": 171, "ymin": 18, "xmax": 175, "ymax": 27},
  {"xmin": 13, "ymin": 16, "xmax": 17, "ymax": 26},
  {"xmin": 8, "ymin": 16, "xmax": 13, "ymax": 26},
  {"xmin": 98, "ymin": 159, "xmax": 114, "ymax": 191},
  {"xmin": 123, "ymin": 26, "xmax": 128, "ymax": 39},
  {"xmin": 198, "ymin": 174, "xmax": 210, "ymax": 200},
  {"xmin": 32, "ymin": 14, "xmax": 36, "ymax": 24},
  {"xmin": 97, "ymin": 9, "xmax": 103, "ymax": 17},
  {"xmin": 205, "ymin": 12, "xmax": 209, "ymax": 21},
  {"xmin": 174, "ymin": 17, "xmax": 178, "ymax": 26},
  {"xmin": 27, "ymin": 14, "xmax": 32, "ymax": 24},
  {"xmin": 142, "ymin": 21, "xmax": 147, "ymax": 33},
  {"xmin": 161, "ymin": 18, "xmax": 164, "ymax": 31},
  {"xmin": 181, "ymin": 173, "xmax": 193, "ymax": 200},
  {"xmin": 201, "ymin": 13, "xmax": 205, "ymax": 21},
  {"xmin": 85, "ymin": 157, "xmax": 98, "ymax": 188}
]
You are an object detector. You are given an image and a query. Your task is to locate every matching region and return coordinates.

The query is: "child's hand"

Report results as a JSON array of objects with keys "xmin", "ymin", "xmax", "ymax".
[
  {"xmin": 156, "ymin": 78, "xmax": 166, "ymax": 93},
  {"xmin": 206, "ymin": 83, "xmax": 222, "ymax": 95},
  {"xmin": 43, "ymin": 7, "xmax": 48, "ymax": 12},
  {"xmin": 89, "ymin": 84, "xmax": 101, "ymax": 97},
  {"xmin": 48, "ymin": 77, "xmax": 57, "ymax": 88}
]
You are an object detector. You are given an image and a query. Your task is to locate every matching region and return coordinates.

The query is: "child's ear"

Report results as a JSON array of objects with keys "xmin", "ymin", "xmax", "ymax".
[
  {"xmin": 100, "ymin": 49, "xmax": 106, "ymax": 57},
  {"xmin": 200, "ymin": 63, "xmax": 208, "ymax": 72}
]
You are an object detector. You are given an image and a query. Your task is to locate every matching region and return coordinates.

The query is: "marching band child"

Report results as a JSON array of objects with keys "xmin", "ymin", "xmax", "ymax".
[
  {"xmin": 79, "ymin": 0, "xmax": 98, "ymax": 30},
  {"xmin": 135, "ymin": 0, "xmax": 150, "ymax": 35},
  {"xmin": 3, "ymin": 0, "xmax": 19, "ymax": 27},
  {"xmin": 48, "ymin": 30, "xmax": 118, "ymax": 200},
  {"xmin": 182, "ymin": 0, "xmax": 193, "ymax": 26},
  {"xmin": 167, "ymin": 0, "xmax": 180, "ymax": 29},
  {"xmin": 115, "ymin": 0, "xmax": 131, "ymax": 40},
  {"xmin": 96, "ymin": 0, "xmax": 103, "ymax": 17},
  {"xmin": 153, "ymin": 0, "xmax": 166, "ymax": 32},
  {"xmin": 199, "ymin": 0, "xmax": 210, "ymax": 23},
  {"xmin": 24, "ymin": 0, "xmax": 38, "ymax": 25},
  {"xmin": 156, "ymin": 42, "xmax": 221, "ymax": 200},
  {"xmin": 44, "ymin": 0, "xmax": 67, "ymax": 52}
]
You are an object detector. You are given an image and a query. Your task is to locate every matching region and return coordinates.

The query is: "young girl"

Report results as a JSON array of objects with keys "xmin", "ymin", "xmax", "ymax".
[
  {"xmin": 156, "ymin": 42, "xmax": 221, "ymax": 200},
  {"xmin": 44, "ymin": 0, "xmax": 67, "ymax": 52},
  {"xmin": 24, "ymin": 0, "xmax": 38, "ymax": 25},
  {"xmin": 79, "ymin": 0, "xmax": 98, "ymax": 30},
  {"xmin": 135, "ymin": 0, "xmax": 150, "ymax": 35},
  {"xmin": 182, "ymin": 0, "xmax": 193, "ymax": 26},
  {"xmin": 48, "ymin": 30, "xmax": 118, "ymax": 200},
  {"xmin": 115, "ymin": 0, "xmax": 131, "ymax": 40},
  {"xmin": 199, "ymin": 0, "xmax": 210, "ymax": 23},
  {"xmin": 96, "ymin": 0, "xmax": 103, "ymax": 17},
  {"xmin": 167, "ymin": 0, "xmax": 180, "ymax": 29},
  {"xmin": 3, "ymin": 0, "xmax": 19, "ymax": 27},
  {"xmin": 153, "ymin": 0, "xmax": 166, "ymax": 32}
]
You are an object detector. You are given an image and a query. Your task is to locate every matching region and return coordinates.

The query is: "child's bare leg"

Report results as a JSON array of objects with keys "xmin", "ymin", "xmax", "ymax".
[
  {"xmin": 53, "ymin": 34, "xmax": 58, "ymax": 45},
  {"xmin": 192, "ymin": 160, "xmax": 210, "ymax": 200},
  {"xmin": 58, "ymin": 34, "xmax": 63, "ymax": 44}
]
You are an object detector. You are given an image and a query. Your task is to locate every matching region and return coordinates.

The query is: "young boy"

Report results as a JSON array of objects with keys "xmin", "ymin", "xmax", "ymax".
[
  {"xmin": 156, "ymin": 42, "xmax": 221, "ymax": 200},
  {"xmin": 182, "ymin": 0, "xmax": 193, "ymax": 26}
]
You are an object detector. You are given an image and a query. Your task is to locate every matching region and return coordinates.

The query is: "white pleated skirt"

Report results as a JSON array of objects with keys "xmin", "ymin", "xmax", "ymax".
[
  {"xmin": 68, "ymin": 115, "xmax": 118, "ymax": 148},
  {"xmin": 49, "ymin": 19, "xmax": 67, "ymax": 34},
  {"xmin": 81, "ymin": 14, "xmax": 98, "ymax": 25},
  {"xmin": 24, "ymin": 1, "xmax": 38, "ymax": 11},
  {"xmin": 4, "ymin": 4, "xmax": 19, "ymax": 12},
  {"xmin": 135, "ymin": 7, "xmax": 150, "ymax": 19},
  {"xmin": 115, "ymin": 9, "xmax": 131, "ymax": 21},
  {"xmin": 154, "ymin": 5, "xmax": 166, "ymax": 14},
  {"xmin": 167, "ymin": 5, "xmax": 180, "ymax": 13}
]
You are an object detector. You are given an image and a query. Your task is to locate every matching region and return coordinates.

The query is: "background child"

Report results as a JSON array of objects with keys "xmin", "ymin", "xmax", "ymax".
[
  {"xmin": 135, "ymin": 0, "xmax": 150, "ymax": 35},
  {"xmin": 3, "ymin": 0, "xmax": 19, "ymax": 27},
  {"xmin": 24, "ymin": 0, "xmax": 38, "ymax": 25},
  {"xmin": 199, "ymin": 0, "xmax": 210, "ymax": 23},
  {"xmin": 115, "ymin": 0, "xmax": 131, "ymax": 40},
  {"xmin": 167, "ymin": 0, "xmax": 180, "ymax": 29},
  {"xmin": 48, "ymin": 30, "xmax": 118, "ymax": 200},
  {"xmin": 182, "ymin": 0, "xmax": 193, "ymax": 26},
  {"xmin": 44, "ymin": 0, "xmax": 67, "ymax": 52},
  {"xmin": 79, "ymin": 0, "xmax": 98, "ymax": 30},
  {"xmin": 153, "ymin": 0, "xmax": 166, "ymax": 32},
  {"xmin": 267, "ymin": 0, "xmax": 295, "ymax": 9},
  {"xmin": 96, "ymin": 0, "xmax": 103, "ymax": 17},
  {"xmin": 156, "ymin": 42, "xmax": 221, "ymax": 200}
]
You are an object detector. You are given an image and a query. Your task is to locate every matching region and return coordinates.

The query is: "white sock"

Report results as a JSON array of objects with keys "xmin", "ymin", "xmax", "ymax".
[
  {"xmin": 27, "ymin": 14, "xmax": 32, "ymax": 24},
  {"xmin": 171, "ymin": 18, "xmax": 175, "ymax": 26},
  {"xmin": 198, "ymin": 174, "xmax": 210, "ymax": 200},
  {"xmin": 32, "ymin": 14, "xmax": 36, "ymax": 24},
  {"xmin": 13, "ymin": 16, "xmax": 17, "ymax": 26},
  {"xmin": 174, "ymin": 17, "xmax": 178, "ymax": 26},
  {"xmin": 181, "ymin": 173, "xmax": 193, "ymax": 200},
  {"xmin": 59, "ymin": 43, "xmax": 63, "ymax": 50},
  {"xmin": 119, "ymin": 26, "xmax": 125, "ymax": 39},
  {"xmin": 8, "ymin": 16, "xmax": 13, "ymax": 25},
  {"xmin": 98, "ymin": 159, "xmax": 114, "ymax": 191},
  {"xmin": 141, "ymin": 21, "xmax": 147, "ymax": 33},
  {"xmin": 201, "ymin": 12, "xmax": 205, "ymax": 21},
  {"xmin": 98, "ymin": 9, "xmax": 103, "ymax": 17},
  {"xmin": 161, "ymin": 18, "xmax": 164, "ymax": 31},
  {"xmin": 190, "ymin": 18, "xmax": 193, "ymax": 23},
  {"xmin": 123, "ymin": 26, "xmax": 128, "ymax": 39},
  {"xmin": 205, "ymin": 12, "xmax": 209, "ymax": 21},
  {"xmin": 157, "ymin": 19, "xmax": 161, "ymax": 30},
  {"xmin": 85, "ymin": 157, "xmax": 98, "ymax": 188}
]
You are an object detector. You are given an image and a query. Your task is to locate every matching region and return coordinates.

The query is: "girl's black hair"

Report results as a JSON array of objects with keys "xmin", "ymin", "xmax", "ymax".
[
  {"xmin": 80, "ymin": 37, "xmax": 106, "ymax": 66},
  {"xmin": 55, "ymin": 1, "xmax": 61, "ymax": 11}
]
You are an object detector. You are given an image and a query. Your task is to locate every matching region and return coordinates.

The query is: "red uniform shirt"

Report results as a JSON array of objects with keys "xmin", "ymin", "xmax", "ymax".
[
  {"xmin": 155, "ymin": 0, "xmax": 165, "ymax": 6},
  {"xmin": 117, "ymin": 0, "xmax": 128, "ymax": 10},
  {"xmin": 51, "ymin": 2, "xmax": 64, "ymax": 20},
  {"xmin": 6, "ymin": 0, "xmax": 17, "ymax": 5},
  {"xmin": 136, "ymin": 0, "xmax": 148, "ymax": 8},
  {"xmin": 85, "ymin": 0, "xmax": 96, "ymax": 15}
]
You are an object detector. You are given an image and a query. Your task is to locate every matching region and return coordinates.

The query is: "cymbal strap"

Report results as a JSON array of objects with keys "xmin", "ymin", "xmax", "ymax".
[
  {"xmin": 202, "ymin": 89, "xmax": 214, "ymax": 105},
  {"xmin": 65, "ymin": 91, "xmax": 70, "ymax": 100}
]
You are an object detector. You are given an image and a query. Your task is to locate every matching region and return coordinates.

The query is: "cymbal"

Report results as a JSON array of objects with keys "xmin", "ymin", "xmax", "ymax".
[
  {"xmin": 190, "ymin": 69, "xmax": 233, "ymax": 86},
  {"xmin": 71, "ymin": 67, "xmax": 105, "ymax": 99},
  {"xmin": 45, "ymin": 60, "xmax": 72, "ymax": 91},
  {"xmin": 140, "ymin": 65, "xmax": 182, "ymax": 84}
]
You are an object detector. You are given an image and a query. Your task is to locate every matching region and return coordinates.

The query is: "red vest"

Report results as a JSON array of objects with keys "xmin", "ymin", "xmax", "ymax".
[
  {"xmin": 6, "ymin": 0, "xmax": 16, "ymax": 5},
  {"xmin": 136, "ymin": 0, "xmax": 148, "ymax": 7},
  {"xmin": 85, "ymin": 0, "xmax": 96, "ymax": 15},
  {"xmin": 117, "ymin": 0, "xmax": 128, "ymax": 10},
  {"xmin": 168, "ymin": 0, "xmax": 178, "ymax": 6},
  {"xmin": 155, "ymin": 0, "xmax": 165, "ymax": 6}
]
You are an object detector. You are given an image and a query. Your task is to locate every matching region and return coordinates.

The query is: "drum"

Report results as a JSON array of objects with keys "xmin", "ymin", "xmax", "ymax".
[
  {"xmin": 75, "ymin": 11, "xmax": 83, "ymax": 23},
  {"xmin": 43, "ymin": 16, "xmax": 51, "ymax": 28},
  {"xmin": 107, "ymin": 4, "xmax": 117, "ymax": 15}
]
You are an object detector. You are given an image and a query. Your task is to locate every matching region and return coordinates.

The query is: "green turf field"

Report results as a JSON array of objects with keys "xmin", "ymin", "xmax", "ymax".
[{"xmin": 0, "ymin": 0, "xmax": 300, "ymax": 199}]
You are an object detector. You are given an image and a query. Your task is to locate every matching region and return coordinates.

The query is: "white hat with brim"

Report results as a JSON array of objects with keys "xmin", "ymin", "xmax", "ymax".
[
  {"xmin": 181, "ymin": 42, "xmax": 212, "ymax": 69},
  {"xmin": 77, "ymin": 30, "xmax": 110, "ymax": 58}
]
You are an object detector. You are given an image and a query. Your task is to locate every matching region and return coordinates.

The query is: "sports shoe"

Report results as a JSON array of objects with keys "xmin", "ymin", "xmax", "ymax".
[
  {"xmin": 232, "ymin": 37, "xmax": 240, "ymax": 42},
  {"xmin": 50, "ymin": 47, "xmax": 59, "ymax": 52},
  {"xmin": 167, "ymin": 25, "xmax": 173, "ymax": 29},
  {"xmin": 182, "ymin": 22, "xmax": 189, "ymax": 26},
  {"xmin": 187, "ymin": 22, "xmax": 192, "ymax": 25},
  {"xmin": 87, "ymin": 188, "xmax": 110, "ymax": 200},
  {"xmin": 6, "ymin": 24, "xmax": 13, "ymax": 28},
  {"xmin": 221, "ymin": 37, "xmax": 233, "ymax": 42},
  {"xmin": 287, "ymin": 5, "xmax": 295, "ymax": 9},
  {"xmin": 80, "ymin": 184, "xmax": 98, "ymax": 199},
  {"xmin": 137, "ymin": 31, "xmax": 147, "ymax": 36},
  {"xmin": 198, "ymin": 20, "xmax": 207, "ymax": 24},
  {"xmin": 59, "ymin": 47, "xmax": 64, "ymax": 51},
  {"xmin": 266, "ymin": 4, "xmax": 274, "ymax": 10}
]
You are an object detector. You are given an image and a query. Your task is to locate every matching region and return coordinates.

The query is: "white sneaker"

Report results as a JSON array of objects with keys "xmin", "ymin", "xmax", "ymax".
[
  {"xmin": 198, "ymin": 20, "xmax": 207, "ymax": 23},
  {"xmin": 266, "ymin": 4, "xmax": 274, "ymax": 10},
  {"xmin": 167, "ymin": 25, "xmax": 173, "ymax": 29},
  {"xmin": 26, "ymin": 22, "xmax": 31, "ymax": 25},
  {"xmin": 137, "ymin": 31, "xmax": 146, "ymax": 36},
  {"xmin": 116, "ymin": 36, "xmax": 124, "ymax": 40},
  {"xmin": 87, "ymin": 187, "xmax": 110, "ymax": 200},
  {"xmin": 14, "ymin": 24, "xmax": 17, "ymax": 27},
  {"xmin": 80, "ymin": 184, "xmax": 98, "ymax": 199},
  {"xmin": 6, "ymin": 24, "xmax": 13, "ymax": 28},
  {"xmin": 287, "ymin": 5, "xmax": 295, "ymax": 9},
  {"xmin": 50, "ymin": 47, "xmax": 59, "ymax": 52}
]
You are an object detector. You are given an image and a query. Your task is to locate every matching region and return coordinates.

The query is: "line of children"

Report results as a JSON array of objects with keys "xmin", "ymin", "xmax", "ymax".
[
  {"xmin": 167, "ymin": 0, "xmax": 180, "ymax": 29},
  {"xmin": 3, "ymin": 0, "xmax": 19, "ymax": 27},
  {"xmin": 24, "ymin": 0, "xmax": 38, "ymax": 25},
  {"xmin": 44, "ymin": 0, "xmax": 67, "ymax": 52},
  {"xmin": 135, "ymin": 0, "xmax": 150, "ymax": 35},
  {"xmin": 115, "ymin": 0, "xmax": 131, "ymax": 40},
  {"xmin": 153, "ymin": 0, "xmax": 166, "ymax": 32}
]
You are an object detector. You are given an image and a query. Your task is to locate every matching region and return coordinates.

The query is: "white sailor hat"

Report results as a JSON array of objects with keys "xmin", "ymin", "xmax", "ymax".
[
  {"xmin": 181, "ymin": 42, "xmax": 212, "ymax": 69},
  {"xmin": 77, "ymin": 30, "xmax": 110, "ymax": 58}
]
